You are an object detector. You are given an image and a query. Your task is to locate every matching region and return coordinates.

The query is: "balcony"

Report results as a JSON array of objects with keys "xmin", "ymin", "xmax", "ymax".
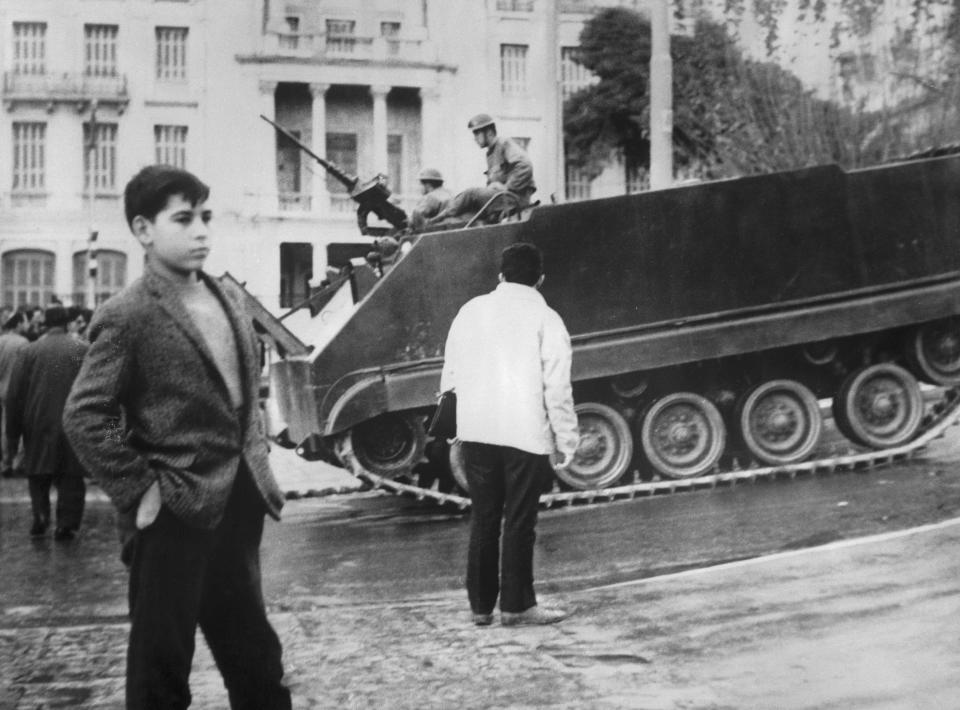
[
  {"xmin": 497, "ymin": 0, "xmax": 535, "ymax": 10},
  {"xmin": 2, "ymin": 72, "xmax": 129, "ymax": 112},
  {"xmin": 260, "ymin": 33, "xmax": 434, "ymax": 64}
]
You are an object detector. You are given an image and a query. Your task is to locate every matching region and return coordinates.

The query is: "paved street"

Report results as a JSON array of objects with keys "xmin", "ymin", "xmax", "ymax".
[{"xmin": 3, "ymin": 427, "xmax": 960, "ymax": 708}]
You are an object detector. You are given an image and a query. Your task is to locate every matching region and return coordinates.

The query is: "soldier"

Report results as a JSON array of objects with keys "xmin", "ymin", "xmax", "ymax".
[
  {"xmin": 428, "ymin": 113, "xmax": 536, "ymax": 227},
  {"xmin": 408, "ymin": 168, "xmax": 453, "ymax": 232}
]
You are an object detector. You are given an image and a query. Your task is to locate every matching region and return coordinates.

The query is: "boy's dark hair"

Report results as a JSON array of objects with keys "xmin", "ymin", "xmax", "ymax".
[
  {"xmin": 124, "ymin": 165, "xmax": 210, "ymax": 229},
  {"xmin": 500, "ymin": 242, "xmax": 543, "ymax": 286}
]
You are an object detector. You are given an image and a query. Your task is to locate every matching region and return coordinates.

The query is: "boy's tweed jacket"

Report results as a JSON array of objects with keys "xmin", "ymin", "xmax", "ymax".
[{"xmin": 63, "ymin": 268, "xmax": 285, "ymax": 529}]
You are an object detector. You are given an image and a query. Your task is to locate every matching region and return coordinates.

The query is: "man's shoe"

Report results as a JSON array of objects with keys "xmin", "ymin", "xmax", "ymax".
[
  {"xmin": 54, "ymin": 527, "xmax": 77, "ymax": 542},
  {"xmin": 472, "ymin": 613, "xmax": 494, "ymax": 627},
  {"xmin": 29, "ymin": 521, "xmax": 47, "ymax": 537},
  {"xmin": 501, "ymin": 605, "xmax": 568, "ymax": 627}
]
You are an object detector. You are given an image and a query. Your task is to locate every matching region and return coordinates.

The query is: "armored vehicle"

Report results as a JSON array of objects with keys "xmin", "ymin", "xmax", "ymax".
[{"xmin": 270, "ymin": 154, "xmax": 960, "ymax": 507}]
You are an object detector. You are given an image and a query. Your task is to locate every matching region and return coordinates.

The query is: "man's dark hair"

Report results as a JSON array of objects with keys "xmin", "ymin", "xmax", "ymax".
[
  {"xmin": 124, "ymin": 165, "xmax": 210, "ymax": 229},
  {"xmin": 44, "ymin": 305, "xmax": 69, "ymax": 328},
  {"xmin": 500, "ymin": 242, "xmax": 543, "ymax": 286},
  {"xmin": 2, "ymin": 311, "xmax": 25, "ymax": 331}
]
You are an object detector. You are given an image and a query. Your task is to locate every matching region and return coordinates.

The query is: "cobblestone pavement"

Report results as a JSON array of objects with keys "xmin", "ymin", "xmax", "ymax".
[{"xmin": 4, "ymin": 518, "xmax": 960, "ymax": 709}]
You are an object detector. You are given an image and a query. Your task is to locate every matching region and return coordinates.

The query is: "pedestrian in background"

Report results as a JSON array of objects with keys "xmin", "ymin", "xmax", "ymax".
[
  {"xmin": 24, "ymin": 306, "xmax": 45, "ymax": 342},
  {"xmin": 66, "ymin": 306, "xmax": 93, "ymax": 343},
  {"xmin": 63, "ymin": 164, "xmax": 292, "ymax": 709},
  {"xmin": 441, "ymin": 241, "xmax": 579, "ymax": 627},
  {"xmin": 0, "ymin": 311, "xmax": 29, "ymax": 478},
  {"xmin": 6, "ymin": 305, "xmax": 88, "ymax": 538}
]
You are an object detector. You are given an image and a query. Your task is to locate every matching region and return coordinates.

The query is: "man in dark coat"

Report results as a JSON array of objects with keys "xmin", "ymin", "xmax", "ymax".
[{"xmin": 6, "ymin": 305, "xmax": 89, "ymax": 539}]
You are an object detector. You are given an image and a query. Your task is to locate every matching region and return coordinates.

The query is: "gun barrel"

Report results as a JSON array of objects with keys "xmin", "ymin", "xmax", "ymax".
[{"xmin": 259, "ymin": 114, "xmax": 357, "ymax": 191}]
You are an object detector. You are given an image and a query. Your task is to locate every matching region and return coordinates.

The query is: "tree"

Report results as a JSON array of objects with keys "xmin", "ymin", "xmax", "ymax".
[{"xmin": 564, "ymin": 3, "xmax": 960, "ymax": 181}]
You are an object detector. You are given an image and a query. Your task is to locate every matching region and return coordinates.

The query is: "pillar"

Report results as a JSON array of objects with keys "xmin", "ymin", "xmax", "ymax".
[
  {"xmin": 259, "ymin": 80, "xmax": 278, "ymax": 212},
  {"xmin": 419, "ymin": 86, "xmax": 442, "ymax": 175},
  {"xmin": 370, "ymin": 84, "xmax": 390, "ymax": 176},
  {"xmin": 309, "ymin": 82, "xmax": 330, "ymax": 215}
]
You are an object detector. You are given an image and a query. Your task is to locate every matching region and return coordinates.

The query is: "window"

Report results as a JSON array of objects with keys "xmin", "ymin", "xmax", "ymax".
[
  {"xmin": 561, "ymin": 46, "xmax": 596, "ymax": 100},
  {"xmin": 500, "ymin": 44, "xmax": 528, "ymax": 96},
  {"xmin": 279, "ymin": 243, "xmax": 312, "ymax": 309},
  {"xmin": 83, "ymin": 123, "xmax": 118, "ymax": 193},
  {"xmin": 73, "ymin": 250, "xmax": 126, "ymax": 307},
  {"xmin": 276, "ymin": 129, "xmax": 305, "ymax": 210},
  {"xmin": 3, "ymin": 250, "xmax": 54, "ymax": 307},
  {"xmin": 626, "ymin": 160, "xmax": 649, "ymax": 194},
  {"xmin": 325, "ymin": 132, "xmax": 357, "ymax": 194},
  {"xmin": 155, "ymin": 125, "xmax": 188, "ymax": 168},
  {"xmin": 565, "ymin": 164, "xmax": 592, "ymax": 201},
  {"xmin": 155, "ymin": 26, "xmax": 188, "ymax": 81},
  {"xmin": 387, "ymin": 134, "xmax": 403, "ymax": 194},
  {"xmin": 381, "ymin": 21, "xmax": 401, "ymax": 54},
  {"xmin": 279, "ymin": 16, "xmax": 300, "ymax": 49},
  {"xmin": 85, "ymin": 24, "xmax": 119, "ymax": 77},
  {"xmin": 13, "ymin": 22, "xmax": 46, "ymax": 75},
  {"xmin": 12, "ymin": 122, "xmax": 45, "ymax": 193},
  {"xmin": 326, "ymin": 19, "xmax": 356, "ymax": 54}
]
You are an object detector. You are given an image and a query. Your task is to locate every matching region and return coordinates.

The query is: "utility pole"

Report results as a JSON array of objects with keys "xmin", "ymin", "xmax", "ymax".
[
  {"xmin": 85, "ymin": 101, "xmax": 99, "ymax": 308},
  {"xmin": 649, "ymin": 0, "xmax": 673, "ymax": 190},
  {"xmin": 547, "ymin": 0, "xmax": 564, "ymax": 202}
]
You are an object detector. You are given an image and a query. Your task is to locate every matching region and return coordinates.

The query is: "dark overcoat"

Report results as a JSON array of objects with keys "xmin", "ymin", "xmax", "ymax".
[
  {"xmin": 6, "ymin": 330, "xmax": 88, "ymax": 478},
  {"xmin": 62, "ymin": 269, "xmax": 285, "ymax": 530}
]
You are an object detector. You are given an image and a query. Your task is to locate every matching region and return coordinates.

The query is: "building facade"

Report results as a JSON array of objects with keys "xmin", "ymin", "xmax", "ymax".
[{"xmin": 0, "ymin": 0, "xmax": 622, "ymax": 318}]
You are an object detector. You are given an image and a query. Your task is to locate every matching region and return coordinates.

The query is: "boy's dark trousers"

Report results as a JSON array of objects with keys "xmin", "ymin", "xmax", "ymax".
[
  {"xmin": 462, "ymin": 441, "xmax": 548, "ymax": 615},
  {"xmin": 125, "ymin": 464, "xmax": 291, "ymax": 710}
]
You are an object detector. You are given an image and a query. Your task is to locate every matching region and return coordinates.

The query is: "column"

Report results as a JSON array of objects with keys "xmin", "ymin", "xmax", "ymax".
[
  {"xmin": 419, "ymin": 86, "xmax": 442, "ymax": 175},
  {"xmin": 259, "ymin": 80, "xmax": 278, "ymax": 212},
  {"xmin": 370, "ymin": 85, "xmax": 390, "ymax": 176},
  {"xmin": 309, "ymin": 83, "xmax": 330, "ymax": 216}
]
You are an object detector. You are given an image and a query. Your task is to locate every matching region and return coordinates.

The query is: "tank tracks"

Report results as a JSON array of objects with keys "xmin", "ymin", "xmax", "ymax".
[{"xmin": 335, "ymin": 388, "xmax": 960, "ymax": 511}]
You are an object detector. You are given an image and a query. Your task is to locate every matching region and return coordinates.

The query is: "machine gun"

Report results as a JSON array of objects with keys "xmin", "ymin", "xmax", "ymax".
[{"xmin": 260, "ymin": 114, "xmax": 409, "ymax": 235}]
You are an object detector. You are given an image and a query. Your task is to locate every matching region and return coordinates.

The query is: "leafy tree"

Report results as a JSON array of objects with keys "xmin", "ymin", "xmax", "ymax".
[{"xmin": 564, "ymin": 3, "xmax": 960, "ymax": 180}]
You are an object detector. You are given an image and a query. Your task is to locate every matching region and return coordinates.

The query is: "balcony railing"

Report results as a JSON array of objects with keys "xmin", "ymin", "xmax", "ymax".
[
  {"xmin": 497, "ymin": 0, "xmax": 535, "ymax": 11},
  {"xmin": 262, "ymin": 33, "xmax": 431, "ymax": 63},
  {"xmin": 2, "ymin": 71, "xmax": 129, "ymax": 110}
]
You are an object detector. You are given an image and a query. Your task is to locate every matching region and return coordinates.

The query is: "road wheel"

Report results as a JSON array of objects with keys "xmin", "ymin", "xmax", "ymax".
[
  {"xmin": 556, "ymin": 402, "xmax": 634, "ymax": 490},
  {"xmin": 738, "ymin": 380, "xmax": 822, "ymax": 465},
  {"xmin": 346, "ymin": 411, "xmax": 427, "ymax": 478},
  {"xmin": 832, "ymin": 364, "xmax": 923, "ymax": 449},
  {"xmin": 904, "ymin": 318, "xmax": 960, "ymax": 386},
  {"xmin": 640, "ymin": 392, "xmax": 726, "ymax": 479}
]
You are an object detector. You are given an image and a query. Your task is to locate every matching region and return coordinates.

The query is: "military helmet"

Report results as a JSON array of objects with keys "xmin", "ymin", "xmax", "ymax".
[
  {"xmin": 418, "ymin": 167, "xmax": 444, "ymax": 183},
  {"xmin": 467, "ymin": 113, "xmax": 496, "ymax": 132}
]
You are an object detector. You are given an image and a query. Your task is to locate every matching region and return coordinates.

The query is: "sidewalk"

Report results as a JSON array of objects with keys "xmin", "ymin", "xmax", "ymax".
[
  {"xmin": 268, "ymin": 444, "xmax": 364, "ymax": 499},
  {"xmin": 0, "ymin": 444, "xmax": 363, "ymax": 504}
]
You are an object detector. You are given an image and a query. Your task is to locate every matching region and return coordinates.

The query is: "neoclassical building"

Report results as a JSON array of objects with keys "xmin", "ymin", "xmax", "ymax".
[{"xmin": 0, "ymin": 0, "xmax": 610, "ymax": 317}]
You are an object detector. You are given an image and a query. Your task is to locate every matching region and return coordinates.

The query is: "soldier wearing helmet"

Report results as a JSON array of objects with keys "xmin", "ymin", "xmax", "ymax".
[
  {"xmin": 428, "ymin": 112, "xmax": 536, "ymax": 227},
  {"xmin": 409, "ymin": 167, "xmax": 453, "ymax": 232}
]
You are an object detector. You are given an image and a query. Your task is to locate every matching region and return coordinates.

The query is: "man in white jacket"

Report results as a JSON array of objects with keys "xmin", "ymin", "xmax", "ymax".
[{"xmin": 441, "ymin": 242, "xmax": 579, "ymax": 627}]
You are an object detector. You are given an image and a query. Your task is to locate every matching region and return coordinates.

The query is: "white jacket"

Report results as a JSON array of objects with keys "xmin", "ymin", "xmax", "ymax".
[{"xmin": 440, "ymin": 281, "xmax": 579, "ymax": 457}]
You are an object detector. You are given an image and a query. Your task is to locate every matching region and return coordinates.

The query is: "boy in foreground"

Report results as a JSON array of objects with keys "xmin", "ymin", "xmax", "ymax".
[{"xmin": 63, "ymin": 165, "xmax": 292, "ymax": 709}]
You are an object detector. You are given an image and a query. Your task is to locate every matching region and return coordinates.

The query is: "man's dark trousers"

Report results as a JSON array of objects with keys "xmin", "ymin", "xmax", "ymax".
[
  {"xmin": 462, "ymin": 442, "xmax": 548, "ymax": 615},
  {"xmin": 125, "ymin": 465, "xmax": 291, "ymax": 710},
  {"xmin": 28, "ymin": 472, "xmax": 85, "ymax": 530}
]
